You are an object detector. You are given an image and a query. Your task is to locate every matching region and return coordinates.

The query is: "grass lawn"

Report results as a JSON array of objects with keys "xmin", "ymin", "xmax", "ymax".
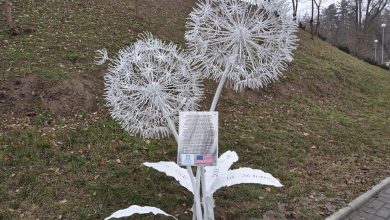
[{"xmin": 0, "ymin": 0, "xmax": 389, "ymax": 219}]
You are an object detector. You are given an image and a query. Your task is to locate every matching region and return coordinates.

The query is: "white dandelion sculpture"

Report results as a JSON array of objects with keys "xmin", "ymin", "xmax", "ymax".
[
  {"xmin": 185, "ymin": 0, "xmax": 298, "ymax": 110},
  {"xmin": 97, "ymin": 32, "xmax": 205, "ymax": 219},
  {"xmin": 185, "ymin": 0, "xmax": 297, "ymax": 218},
  {"xmin": 97, "ymin": 0, "xmax": 298, "ymax": 218},
  {"xmin": 101, "ymin": 33, "xmax": 204, "ymax": 139}
]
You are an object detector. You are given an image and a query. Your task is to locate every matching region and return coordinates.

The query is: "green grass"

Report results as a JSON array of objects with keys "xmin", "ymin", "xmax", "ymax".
[
  {"xmin": 1, "ymin": 0, "xmax": 390, "ymax": 219},
  {"xmin": 41, "ymin": 70, "xmax": 64, "ymax": 80},
  {"xmin": 0, "ymin": 0, "xmax": 189, "ymax": 81}
]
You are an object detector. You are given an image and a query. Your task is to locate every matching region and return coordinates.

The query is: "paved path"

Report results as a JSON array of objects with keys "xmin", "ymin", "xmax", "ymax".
[{"xmin": 347, "ymin": 185, "xmax": 390, "ymax": 220}]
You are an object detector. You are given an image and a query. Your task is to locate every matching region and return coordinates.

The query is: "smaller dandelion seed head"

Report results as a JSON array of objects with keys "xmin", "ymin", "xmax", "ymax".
[{"xmin": 104, "ymin": 32, "xmax": 204, "ymax": 139}]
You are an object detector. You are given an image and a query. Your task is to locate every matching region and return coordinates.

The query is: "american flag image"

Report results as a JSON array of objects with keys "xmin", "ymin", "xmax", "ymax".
[{"xmin": 195, "ymin": 154, "xmax": 214, "ymax": 165}]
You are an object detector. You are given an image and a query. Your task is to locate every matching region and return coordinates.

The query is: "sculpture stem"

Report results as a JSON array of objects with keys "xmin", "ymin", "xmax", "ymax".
[
  {"xmin": 159, "ymin": 102, "xmax": 203, "ymax": 220},
  {"xmin": 166, "ymin": 113, "xmax": 179, "ymax": 143},
  {"xmin": 187, "ymin": 167, "xmax": 203, "ymax": 220},
  {"xmin": 206, "ymin": 196, "xmax": 215, "ymax": 220},
  {"xmin": 210, "ymin": 65, "xmax": 231, "ymax": 111},
  {"xmin": 194, "ymin": 168, "xmax": 202, "ymax": 220},
  {"xmin": 159, "ymin": 100, "xmax": 179, "ymax": 142},
  {"xmin": 201, "ymin": 64, "xmax": 231, "ymax": 219},
  {"xmin": 200, "ymin": 167, "xmax": 209, "ymax": 219}
]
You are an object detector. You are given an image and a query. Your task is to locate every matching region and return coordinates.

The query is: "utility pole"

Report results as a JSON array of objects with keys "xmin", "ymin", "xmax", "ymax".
[
  {"xmin": 375, "ymin": 39, "xmax": 378, "ymax": 62},
  {"xmin": 381, "ymin": 23, "xmax": 386, "ymax": 64}
]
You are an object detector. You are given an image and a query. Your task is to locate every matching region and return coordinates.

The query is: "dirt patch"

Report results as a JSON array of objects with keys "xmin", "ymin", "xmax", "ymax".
[
  {"xmin": 41, "ymin": 73, "xmax": 104, "ymax": 114},
  {"xmin": 0, "ymin": 67, "xmax": 341, "ymax": 118},
  {"xmin": 0, "ymin": 71, "xmax": 105, "ymax": 116},
  {"xmin": 0, "ymin": 74, "xmax": 41, "ymax": 113}
]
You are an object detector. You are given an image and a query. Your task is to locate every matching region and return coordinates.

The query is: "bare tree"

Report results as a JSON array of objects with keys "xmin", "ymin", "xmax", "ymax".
[
  {"xmin": 310, "ymin": 0, "xmax": 315, "ymax": 39},
  {"xmin": 292, "ymin": 0, "xmax": 299, "ymax": 20},
  {"xmin": 337, "ymin": 0, "xmax": 350, "ymax": 45},
  {"xmin": 352, "ymin": 0, "xmax": 389, "ymax": 32},
  {"xmin": 135, "ymin": 0, "xmax": 140, "ymax": 18},
  {"xmin": 318, "ymin": 0, "xmax": 390, "ymax": 60},
  {"xmin": 3, "ymin": 0, "xmax": 21, "ymax": 35},
  {"xmin": 350, "ymin": 0, "xmax": 389, "ymax": 53},
  {"xmin": 354, "ymin": 0, "xmax": 363, "ymax": 30},
  {"xmin": 313, "ymin": 0, "xmax": 322, "ymax": 36},
  {"xmin": 321, "ymin": 3, "xmax": 338, "ymax": 43},
  {"xmin": 363, "ymin": 0, "xmax": 389, "ymax": 32}
]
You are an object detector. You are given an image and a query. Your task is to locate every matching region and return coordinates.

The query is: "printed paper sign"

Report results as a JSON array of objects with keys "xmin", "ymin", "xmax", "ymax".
[{"xmin": 178, "ymin": 112, "xmax": 218, "ymax": 166}]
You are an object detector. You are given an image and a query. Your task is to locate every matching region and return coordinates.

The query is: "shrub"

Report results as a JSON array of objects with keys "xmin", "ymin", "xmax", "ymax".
[
  {"xmin": 363, "ymin": 57, "xmax": 377, "ymax": 65},
  {"xmin": 377, "ymin": 64, "xmax": 389, "ymax": 70},
  {"xmin": 317, "ymin": 33, "xmax": 327, "ymax": 41},
  {"xmin": 337, "ymin": 45, "xmax": 350, "ymax": 54},
  {"xmin": 362, "ymin": 57, "xmax": 390, "ymax": 70},
  {"xmin": 298, "ymin": 22, "xmax": 306, "ymax": 30}
]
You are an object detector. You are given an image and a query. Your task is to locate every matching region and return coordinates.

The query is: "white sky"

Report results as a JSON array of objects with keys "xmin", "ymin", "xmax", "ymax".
[{"xmin": 298, "ymin": 0, "xmax": 338, "ymax": 16}]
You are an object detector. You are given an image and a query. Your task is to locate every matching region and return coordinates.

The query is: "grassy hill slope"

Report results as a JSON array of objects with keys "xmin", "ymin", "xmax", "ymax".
[{"xmin": 1, "ymin": 1, "xmax": 389, "ymax": 219}]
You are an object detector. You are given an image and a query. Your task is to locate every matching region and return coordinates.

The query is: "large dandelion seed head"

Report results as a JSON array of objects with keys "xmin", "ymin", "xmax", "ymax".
[
  {"xmin": 185, "ymin": 0, "xmax": 298, "ymax": 91},
  {"xmin": 104, "ymin": 33, "xmax": 203, "ymax": 139}
]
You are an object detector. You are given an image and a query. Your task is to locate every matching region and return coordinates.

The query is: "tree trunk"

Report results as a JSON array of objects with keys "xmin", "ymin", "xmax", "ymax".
[
  {"xmin": 353, "ymin": 0, "xmax": 362, "ymax": 54},
  {"xmin": 292, "ymin": 0, "xmax": 298, "ymax": 21},
  {"xmin": 4, "ymin": 0, "xmax": 21, "ymax": 35},
  {"xmin": 310, "ymin": 0, "xmax": 314, "ymax": 39},
  {"xmin": 135, "ymin": 0, "xmax": 139, "ymax": 18},
  {"xmin": 315, "ymin": 3, "xmax": 320, "ymax": 36}
]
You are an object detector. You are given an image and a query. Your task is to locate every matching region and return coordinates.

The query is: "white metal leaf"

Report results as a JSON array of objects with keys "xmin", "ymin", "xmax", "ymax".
[
  {"xmin": 105, "ymin": 205, "xmax": 177, "ymax": 220},
  {"xmin": 204, "ymin": 151, "xmax": 238, "ymax": 191},
  {"xmin": 143, "ymin": 161, "xmax": 193, "ymax": 193},
  {"xmin": 207, "ymin": 167, "xmax": 283, "ymax": 195},
  {"xmin": 143, "ymin": 152, "xmax": 282, "ymax": 197}
]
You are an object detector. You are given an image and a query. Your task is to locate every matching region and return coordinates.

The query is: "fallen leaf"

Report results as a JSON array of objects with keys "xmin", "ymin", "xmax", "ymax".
[{"xmin": 59, "ymin": 199, "xmax": 68, "ymax": 204}]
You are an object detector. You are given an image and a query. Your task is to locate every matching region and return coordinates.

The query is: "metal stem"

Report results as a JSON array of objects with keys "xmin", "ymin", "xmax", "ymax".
[
  {"xmin": 210, "ymin": 66, "xmax": 231, "ymax": 112},
  {"xmin": 159, "ymin": 102, "xmax": 202, "ymax": 220},
  {"xmin": 201, "ymin": 167, "xmax": 209, "ymax": 219},
  {"xmin": 187, "ymin": 167, "xmax": 203, "ymax": 220},
  {"xmin": 206, "ymin": 195, "xmax": 215, "ymax": 220},
  {"xmin": 198, "ymin": 64, "xmax": 232, "ymax": 219}
]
